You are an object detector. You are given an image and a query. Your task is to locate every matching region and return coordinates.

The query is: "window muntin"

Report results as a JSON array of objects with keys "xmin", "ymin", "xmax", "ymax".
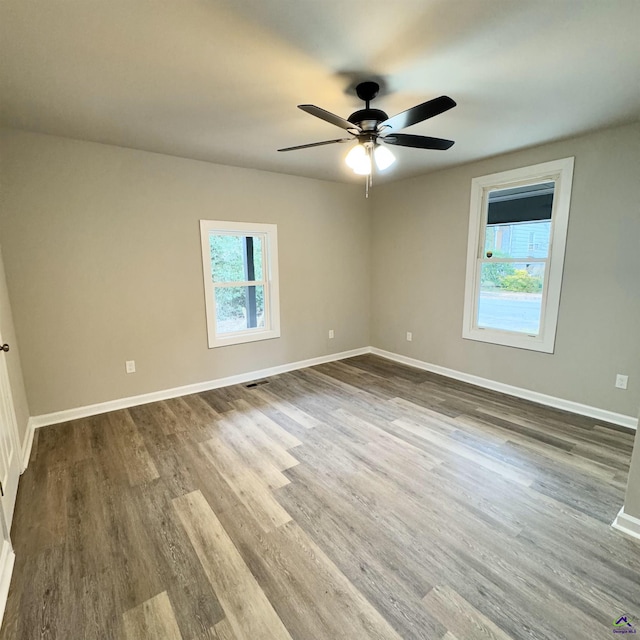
[
  {"xmin": 200, "ymin": 221, "xmax": 280, "ymax": 348},
  {"xmin": 462, "ymin": 158, "xmax": 574, "ymax": 353}
]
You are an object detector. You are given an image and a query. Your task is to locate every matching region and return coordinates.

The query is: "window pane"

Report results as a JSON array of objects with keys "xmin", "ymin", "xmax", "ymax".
[
  {"xmin": 214, "ymin": 285, "xmax": 265, "ymax": 334},
  {"xmin": 210, "ymin": 234, "xmax": 263, "ymax": 283},
  {"xmin": 477, "ymin": 262, "xmax": 545, "ymax": 334},
  {"xmin": 484, "ymin": 220, "xmax": 551, "ymax": 260},
  {"xmin": 484, "ymin": 182, "xmax": 554, "ymax": 259}
]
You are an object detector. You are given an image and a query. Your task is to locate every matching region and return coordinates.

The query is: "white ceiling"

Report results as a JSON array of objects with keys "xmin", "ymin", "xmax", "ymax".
[{"xmin": 1, "ymin": 1, "xmax": 639, "ymax": 184}]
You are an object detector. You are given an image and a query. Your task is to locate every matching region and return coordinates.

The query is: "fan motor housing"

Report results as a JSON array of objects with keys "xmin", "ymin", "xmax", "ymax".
[{"xmin": 348, "ymin": 108, "xmax": 388, "ymax": 131}]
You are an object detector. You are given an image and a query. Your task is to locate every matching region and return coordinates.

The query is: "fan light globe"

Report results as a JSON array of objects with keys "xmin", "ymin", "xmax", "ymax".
[
  {"xmin": 345, "ymin": 144, "xmax": 371, "ymax": 175},
  {"xmin": 353, "ymin": 157, "xmax": 371, "ymax": 175},
  {"xmin": 374, "ymin": 145, "xmax": 396, "ymax": 171},
  {"xmin": 345, "ymin": 143, "xmax": 365, "ymax": 168}
]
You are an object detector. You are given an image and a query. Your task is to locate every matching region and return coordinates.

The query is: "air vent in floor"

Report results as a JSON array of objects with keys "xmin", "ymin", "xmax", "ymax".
[{"xmin": 245, "ymin": 380, "xmax": 270, "ymax": 388}]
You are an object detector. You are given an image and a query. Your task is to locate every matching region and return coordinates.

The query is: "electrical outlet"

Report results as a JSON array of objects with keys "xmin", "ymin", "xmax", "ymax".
[
  {"xmin": 615, "ymin": 374, "xmax": 628, "ymax": 390},
  {"xmin": 126, "ymin": 360, "xmax": 136, "ymax": 374},
  {"xmin": 329, "ymin": 329, "xmax": 334, "ymax": 339},
  {"xmin": 406, "ymin": 332, "xmax": 412, "ymax": 342}
]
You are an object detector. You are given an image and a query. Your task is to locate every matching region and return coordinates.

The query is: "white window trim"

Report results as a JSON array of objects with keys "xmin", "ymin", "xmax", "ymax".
[
  {"xmin": 200, "ymin": 220, "xmax": 281, "ymax": 348},
  {"xmin": 462, "ymin": 157, "xmax": 574, "ymax": 353}
]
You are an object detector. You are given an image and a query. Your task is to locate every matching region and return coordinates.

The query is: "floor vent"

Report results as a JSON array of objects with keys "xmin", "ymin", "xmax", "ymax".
[{"xmin": 245, "ymin": 380, "xmax": 270, "ymax": 388}]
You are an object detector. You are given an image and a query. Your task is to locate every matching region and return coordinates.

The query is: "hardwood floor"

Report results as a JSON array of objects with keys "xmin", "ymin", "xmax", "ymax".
[{"xmin": 2, "ymin": 354, "xmax": 639, "ymax": 639}]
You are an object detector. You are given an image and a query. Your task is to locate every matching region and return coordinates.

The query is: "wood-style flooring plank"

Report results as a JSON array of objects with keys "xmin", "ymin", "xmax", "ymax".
[
  {"xmin": 173, "ymin": 490, "xmax": 293, "ymax": 640},
  {"xmin": 230, "ymin": 399, "xmax": 301, "ymax": 470},
  {"xmin": 392, "ymin": 417, "xmax": 534, "ymax": 486},
  {"xmin": 252, "ymin": 387, "xmax": 322, "ymax": 429},
  {"xmin": 235, "ymin": 395, "xmax": 304, "ymax": 451},
  {"xmin": 218, "ymin": 414, "xmax": 291, "ymax": 489},
  {"xmin": 124, "ymin": 478, "xmax": 225, "ymax": 638},
  {"xmin": 105, "ymin": 410, "xmax": 160, "ymax": 486},
  {"xmin": 123, "ymin": 591, "xmax": 183, "ymax": 640},
  {"xmin": 423, "ymin": 585, "xmax": 514, "ymax": 640},
  {"xmin": 212, "ymin": 619, "xmax": 235, "ymax": 640},
  {"xmin": 198, "ymin": 436, "xmax": 292, "ymax": 531}
]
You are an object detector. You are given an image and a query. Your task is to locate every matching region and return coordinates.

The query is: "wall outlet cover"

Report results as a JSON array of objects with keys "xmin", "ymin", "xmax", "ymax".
[{"xmin": 615, "ymin": 374, "xmax": 628, "ymax": 389}]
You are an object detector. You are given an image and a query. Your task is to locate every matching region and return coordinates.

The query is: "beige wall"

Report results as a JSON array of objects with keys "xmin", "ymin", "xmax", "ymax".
[
  {"xmin": 0, "ymin": 130, "xmax": 370, "ymax": 415},
  {"xmin": 0, "ymin": 247, "xmax": 30, "ymax": 444},
  {"xmin": 371, "ymin": 122, "xmax": 640, "ymax": 418},
  {"xmin": 1, "ymin": 123, "xmax": 639, "ymax": 423}
]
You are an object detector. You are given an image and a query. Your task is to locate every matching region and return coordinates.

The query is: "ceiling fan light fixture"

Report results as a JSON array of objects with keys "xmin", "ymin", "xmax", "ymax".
[
  {"xmin": 353, "ymin": 158, "xmax": 372, "ymax": 176},
  {"xmin": 345, "ymin": 143, "xmax": 365, "ymax": 168},
  {"xmin": 374, "ymin": 144, "xmax": 396, "ymax": 171},
  {"xmin": 281, "ymin": 83, "xmax": 456, "ymax": 191},
  {"xmin": 345, "ymin": 143, "xmax": 371, "ymax": 175}
]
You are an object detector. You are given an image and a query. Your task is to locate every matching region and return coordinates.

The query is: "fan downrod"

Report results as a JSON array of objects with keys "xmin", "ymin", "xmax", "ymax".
[{"xmin": 349, "ymin": 81, "xmax": 388, "ymax": 131}]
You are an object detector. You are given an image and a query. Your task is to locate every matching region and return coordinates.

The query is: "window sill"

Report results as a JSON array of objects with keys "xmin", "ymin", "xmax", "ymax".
[
  {"xmin": 462, "ymin": 327, "xmax": 555, "ymax": 353},
  {"xmin": 208, "ymin": 328, "xmax": 281, "ymax": 349}
]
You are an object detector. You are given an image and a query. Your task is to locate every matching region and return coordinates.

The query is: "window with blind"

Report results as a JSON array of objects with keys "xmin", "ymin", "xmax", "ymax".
[{"xmin": 462, "ymin": 158, "xmax": 574, "ymax": 353}]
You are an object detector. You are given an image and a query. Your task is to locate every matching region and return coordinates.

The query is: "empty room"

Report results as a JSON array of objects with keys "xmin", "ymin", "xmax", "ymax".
[{"xmin": 0, "ymin": 1, "xmax": 639, "ymax": 638}]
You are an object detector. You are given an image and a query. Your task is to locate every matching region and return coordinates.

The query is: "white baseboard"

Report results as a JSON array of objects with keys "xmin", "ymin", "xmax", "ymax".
[
  {"xmin": 30, "ymin": 347, "xmax": 370, "ymax": 429},
  {"xmin": 370, "ymin": 347, "xmax": 638, "ymax": 431},
  {"xmin": 28, "ymin": 344, "xmax": 638, "ymax": 434},
  {"xmin": 612, "ymin": 507, "xmax": 640, "ymax": 541},
  {"xmin": 0, "ymin": 539, "xmax": 15, "ymax": 631},
  {"xmin": 20, "ymin": 418, "xmax": 35, "ymax": 472}
]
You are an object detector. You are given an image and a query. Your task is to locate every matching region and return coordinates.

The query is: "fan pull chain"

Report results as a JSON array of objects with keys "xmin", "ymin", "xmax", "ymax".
[{"xmin": 365, "ymin": 145, "xmax": 373, "ymax": 198}]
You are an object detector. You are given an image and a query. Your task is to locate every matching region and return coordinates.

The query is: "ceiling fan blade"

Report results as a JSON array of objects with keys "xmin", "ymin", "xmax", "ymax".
[
  {"xmin": 380, "ymin": 96, "xmax": 456, "ymax": 132},
  {"xmin": 298, "ymin": 105, "xmax": 360, "ymax": 132},
  {"xmin": 381, "ymin": 134, "xmax": 455, "ymax": 150},
  {"xmin": 278, "ymin": 138, "xmax": 352, "ymax": 152}
]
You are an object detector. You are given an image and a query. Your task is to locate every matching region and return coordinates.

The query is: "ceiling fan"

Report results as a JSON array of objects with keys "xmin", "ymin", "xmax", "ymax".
[{"xmin": 278, "ymin": 81, "xmax": 456, "ymax": 188}]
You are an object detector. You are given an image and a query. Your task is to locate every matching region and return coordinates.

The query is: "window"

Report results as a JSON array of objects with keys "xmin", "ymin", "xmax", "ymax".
[
  {"xmin": 462, "ymin": 157, "xmax": 574, "ymax": 353},
  {"xmin": 200, "ymin": 220, "xmax": 280, "ymax": 348}
]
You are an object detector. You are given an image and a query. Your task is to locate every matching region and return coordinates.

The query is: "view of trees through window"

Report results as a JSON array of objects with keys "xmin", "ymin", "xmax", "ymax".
[{"xmin": 210, "ymin": 234, "xmax": 265, "ymax": 334}]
